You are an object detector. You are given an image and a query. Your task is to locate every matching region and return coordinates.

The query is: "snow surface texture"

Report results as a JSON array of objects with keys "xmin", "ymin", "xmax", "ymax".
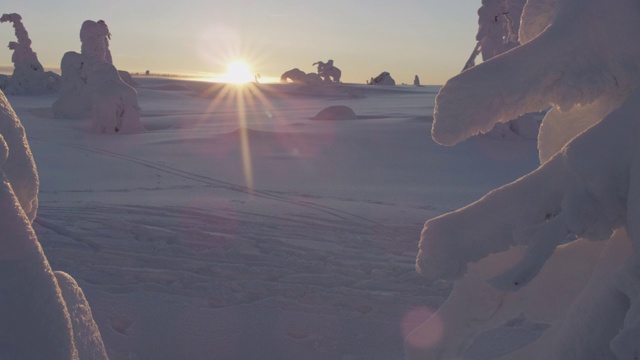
[
  {"xmin": 53, "ymin": 20, "xmax": 143, "ymax": 134},
  {"xmin": 408, "ymin": 0, "xmax": 640, "ymax": 358},
  {"xmin": 370, "ymin": 72, "xmax": 396, "ymax": 86},
  {"xmin": 0, "ymin": 13, "xmax": 61, "ymax": 95},
  {"xmin": 17, "ymin": 75, "xmax": 537, "ymax": 359},
  {"xmin": 0, "ymin": 89, "xmax": 108, "ymax": 359}
]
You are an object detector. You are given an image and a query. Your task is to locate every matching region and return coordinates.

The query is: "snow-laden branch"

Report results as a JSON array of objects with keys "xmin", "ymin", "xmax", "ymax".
[
  {"xmin": 408, "ymin": 0, "xmax": 640, "ymax": 358},
  {"xmin": 432, "ymin": 0, "xmax": 640, "ymax": 147}
]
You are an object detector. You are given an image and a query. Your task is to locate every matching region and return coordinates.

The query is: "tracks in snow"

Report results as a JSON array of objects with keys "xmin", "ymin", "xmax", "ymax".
[
  {"xmin": 36, "ymin": 204, "xmax": 445, "ymax": 321},
  {"xmin": 28, "ymin": 136, "xmax": 381, "ymax": 227}
]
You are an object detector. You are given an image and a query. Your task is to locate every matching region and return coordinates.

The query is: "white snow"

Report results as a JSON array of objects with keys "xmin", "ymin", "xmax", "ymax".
[
  {"xmin": 3, "ymin": 77, "xmax": 541, "ymax": 359},
  {"xmin": 4, "ymin": 0, "xmax": 637, "ymax": 357}
]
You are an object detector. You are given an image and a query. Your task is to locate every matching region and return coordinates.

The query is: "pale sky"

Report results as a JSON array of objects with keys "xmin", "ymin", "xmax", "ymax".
[{"xmin": 0, "ymin": 1, "xmax": 480, "ymax": 84}]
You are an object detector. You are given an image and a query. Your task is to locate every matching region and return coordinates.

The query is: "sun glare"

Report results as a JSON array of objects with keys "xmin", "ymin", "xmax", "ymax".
[{"xmin": 223, "ymin": 60, "xmax": 254, "ymax": 84}]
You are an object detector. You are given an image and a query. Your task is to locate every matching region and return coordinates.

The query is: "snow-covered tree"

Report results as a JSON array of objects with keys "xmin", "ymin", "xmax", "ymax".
[
  {"xmin": 370, "ymin": 71, "xmax": 396, "ymax": 86},
  {"xmin": 0, "ymin": 13, "xmax": 61, "ymax": 95},
  {"xmin": 406, "ymin": 0, "xmax": 640, "ymax": 358},
  {"xmin": 0, "ymin": 89, "xmax": 108, "ymax": 359},
  {"xmin": 314, "ymin": 60, "xmax": 342, "ymax": 83},
  {"xmin": 53, "ymin": 20, "xmax": 144, "ymax": 133},
  {"xmin": 89, "ymin": 63, "xmax": 143, "ymax": 134},
  {"xmin": 281, "ymin": 68, "xmax": 320, "ymax": 84}
]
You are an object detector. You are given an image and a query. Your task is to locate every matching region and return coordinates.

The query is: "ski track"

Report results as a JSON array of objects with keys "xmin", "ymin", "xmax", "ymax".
[
  {"xmin": 29, "ymin": 135, "xmax": 446, "ymax": 323},
  {"xmin": 28, "ymin": 136, "xmax": 384, "ymax": 227},
  {"xmin": 36, "ymin": 204, "xmax": 447, "ymax": 322},
  {"xmin": 18, "ymin": 87, "xmax": 452, "ymax": 358}
]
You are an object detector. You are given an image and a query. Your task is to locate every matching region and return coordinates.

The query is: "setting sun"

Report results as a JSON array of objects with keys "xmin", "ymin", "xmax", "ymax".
[{"xmin": 223, "ymin": 60, "xmax": 254, "ymax": 84}]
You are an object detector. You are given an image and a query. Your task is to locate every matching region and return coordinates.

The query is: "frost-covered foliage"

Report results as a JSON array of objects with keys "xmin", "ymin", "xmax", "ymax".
[
  {"xmin": 407, "ymin": 0, "xmax": 640, "ymax": 358},
  {"xmin": 370, "ymin": 72, "xmax": 396, "ymax": 86},
  {"xmin": 0, "ymin": 89, "xmax": 108, "ymax": 359},
  {"xmin": 53, "ymin": 20, "xmax": 143, "ymax": 133},
  {"xmin": 0, "ymin": 13, "xmax": 61, "ymax": 95}
]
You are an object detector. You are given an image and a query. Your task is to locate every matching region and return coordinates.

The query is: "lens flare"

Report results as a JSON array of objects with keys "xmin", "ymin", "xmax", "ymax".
[
  {"xmin": 402, "ymin": 306, "xmax": 443, "ymax": 351},
  {"xmin": 223, "ymin": 60, "xmax": 254, "ymax": 84}
]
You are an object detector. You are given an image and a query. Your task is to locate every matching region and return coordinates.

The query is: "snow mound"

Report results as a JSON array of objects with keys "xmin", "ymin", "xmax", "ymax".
[
  {"xmin": 313, "ymin": 105, "xmax": 357, "ymax": 121},
  {"xmin": 370, "ymin": 72, "xmax": 396, "ymax": 86}
]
